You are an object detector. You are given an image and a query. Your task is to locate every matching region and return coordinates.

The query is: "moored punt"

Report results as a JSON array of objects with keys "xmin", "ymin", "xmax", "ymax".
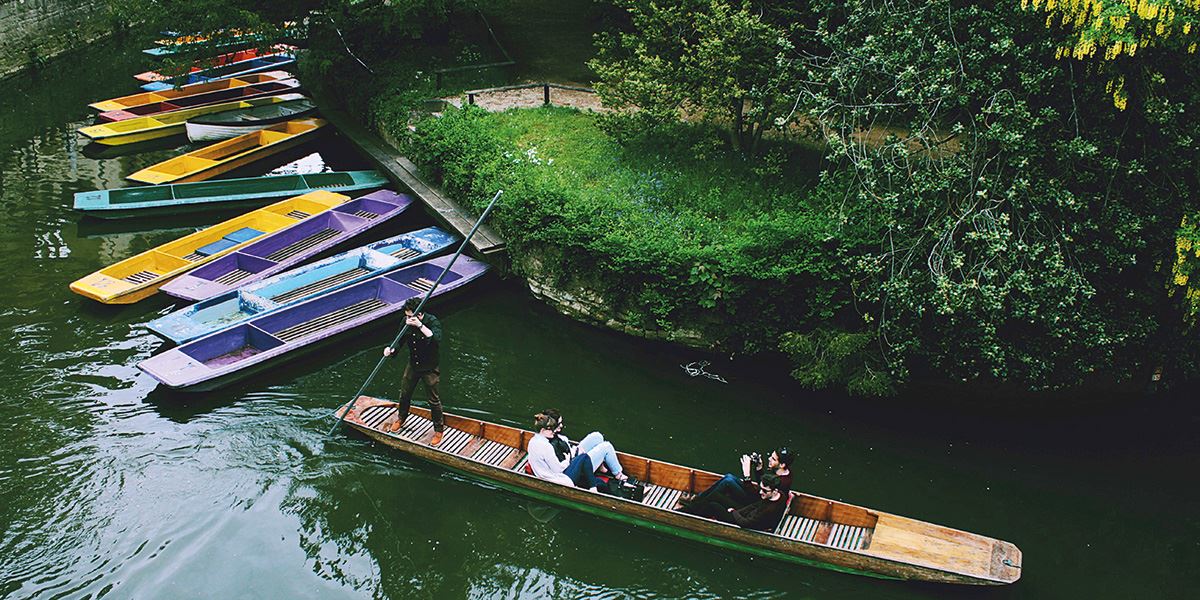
[
  {"xmin": 336, "ymin": 401, "xmax": 1024, "ymax": 585},
  {"xmin": 145, "ymin": 226, "xmax": 458, "ymax": 344},
  {"xmin": 73, "ymin": 170, "xmax": 388, "ymax": 219},
  {"xmin": 143, "ymin": 31, "xmax": 263, "ymax": 57},
  {"xmin": 89, "ymin": 71, "xmax": 293, "ymax": 112},
  {"xmin": 186, "ymin": 96, "xmax": 318, "ymax": 142},
  {"xmin": 127, "ymin": 118, "xmax": 328, "ymax": 185},
  {"xmin": 138, "ymin": 255, "xmax": 489, "ymax": 389},
  {"xmin": 140, "ymin": 53, "xmax": 296, "ymax": 92},
  {"xmin": 95, "ymin": 78, "xmax": 301, "ymax": 123},
  {"xmin": 160, "ymin": 189, "xmax": 413, "ymax": 302},
  {"xmin": 69, "ymin": 190, "xmax": 351, "ymax": 304},
  {"xmin": 79, "ymin": 95, "xmax": 301, "ymax": 146},
  {"xmin": 135, "ymin": 45, "xmax": 291, "ymax": 81}
]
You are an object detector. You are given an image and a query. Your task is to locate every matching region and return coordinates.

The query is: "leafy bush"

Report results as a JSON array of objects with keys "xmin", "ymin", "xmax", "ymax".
[{"xmin": 401, "ymin": 105, "xmax": 872, "ymax": 358}]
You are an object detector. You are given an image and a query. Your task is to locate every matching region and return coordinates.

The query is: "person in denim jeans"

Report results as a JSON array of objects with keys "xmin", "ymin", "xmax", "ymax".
[
  {"xmin": 527, "ymin": 411, "xmax": 604, "ymax": 491},
  {"xmin": 675, "ymin": 448, "xmax": 794, "ymax": 511},
  {"xmin": 543, "ymin": 409, "xmax": 628, "ymax": 482}
]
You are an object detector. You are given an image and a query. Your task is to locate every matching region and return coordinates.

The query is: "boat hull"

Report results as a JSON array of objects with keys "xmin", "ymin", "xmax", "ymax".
[
  {"xmin": 339, "ymin": 400, "xmax": 1022, "ymax": 586},
  {"xmin": 145, "ymin": 227, "xmax": 458, "ymax": 344},
  {"xmin": 127, "ymin": 118, "xmax": 328, "ymax": 185},
  {"xmin": 73, "ymin": 171, "xmax": 387, "ymax": 219},
  {"xmin": 138, "ymin": 256, "xmax": 490, "ymax": 389},
  {"xmin": 70, "ymin": 190, "xmax": 351, "ymax": 304},
  {"xmin": 159, "ymin": 190, "xmax": 414, "ymax": 302}
]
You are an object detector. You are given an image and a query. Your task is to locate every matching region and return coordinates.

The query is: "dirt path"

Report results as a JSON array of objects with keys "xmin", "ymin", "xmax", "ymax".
[{"xmin": 442, "ymin": 86, "xmax": 608, "ymax": 112}]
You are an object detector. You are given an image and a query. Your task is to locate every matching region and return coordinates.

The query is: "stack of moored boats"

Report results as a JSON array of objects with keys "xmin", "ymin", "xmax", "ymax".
[{"xmin": 71, "ymin": 35, "xmax": 492, "ymax": 394}]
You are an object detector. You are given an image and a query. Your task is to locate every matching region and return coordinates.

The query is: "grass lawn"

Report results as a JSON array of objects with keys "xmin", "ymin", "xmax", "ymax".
[{"xmin": 479, "ymin": 106, "xmax": 830, "ymax": 247}]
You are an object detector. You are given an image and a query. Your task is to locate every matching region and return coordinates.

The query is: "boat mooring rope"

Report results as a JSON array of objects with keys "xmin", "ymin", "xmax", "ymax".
[{"xmin": 680, "ymin": 360, "xmax": 728, "ymax": 384}]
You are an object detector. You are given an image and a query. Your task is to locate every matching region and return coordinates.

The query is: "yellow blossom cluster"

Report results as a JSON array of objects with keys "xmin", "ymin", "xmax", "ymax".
[
  {"xmin": 1024, "ymin": 0, "xmax": 1200, "ymax": 108},
  {"xmin": 1171, "ymin": 215, "xmax": 1200, "ymax": 318}
]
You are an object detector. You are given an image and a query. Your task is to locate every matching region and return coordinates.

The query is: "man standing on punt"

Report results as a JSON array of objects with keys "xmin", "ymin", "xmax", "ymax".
[{"xmin": 382, "ymin": 297, "xmax": 445, "ymax": 445}]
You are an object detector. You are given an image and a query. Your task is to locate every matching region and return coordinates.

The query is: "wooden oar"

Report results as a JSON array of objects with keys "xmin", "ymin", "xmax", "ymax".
[{"xmin": 328, "ymin": 189, "xmax": 503, "ymax": 435}]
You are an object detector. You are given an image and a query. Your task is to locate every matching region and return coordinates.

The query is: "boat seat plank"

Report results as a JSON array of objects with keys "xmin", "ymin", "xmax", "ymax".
[
  {"xmin": 642, "ymin": 484, "xmax": 683, "ymax": 510},
  {"xmin": 224, "ymin": 227, "xmax": 265, "ymax": 243},
  {"xmin": 269, "ymin": 267, "xmax": 370, "ymax": 303},
  {"xmin": 263, "ymin": 228, "xmax": 338, "ymax": 261}
]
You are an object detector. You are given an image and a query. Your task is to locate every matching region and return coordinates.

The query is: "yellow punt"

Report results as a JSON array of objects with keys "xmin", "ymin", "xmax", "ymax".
[
  {"xmin": 69, "ymin": 190, "xmax": 350, "ymax": 304},
  {"xmin": 88, "ymin": 71, "xmax": 292, "ymax": 112},
  {"xmin": 127, "ymin": 118, "xmax": 328, "ymax": 185},
  {"xmin": 78, "ymin": 95, "xmax": 298, "ymax": 146}
]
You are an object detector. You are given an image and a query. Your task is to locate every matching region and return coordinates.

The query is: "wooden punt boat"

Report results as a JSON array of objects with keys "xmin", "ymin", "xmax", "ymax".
[
  {"xmin": 69, "ymin": 190, "xmax": 351, "ymax": 304},
  {"xmin": 78, "ymin": 95, "xmax": 301, "ymax": 146},
  {"xmin": 138, "ymin": 255, "xmax": 490, "ymax": 389},
  {"xmin": 127, "ymin": 118, "xmax": 328, "ymax": 185},
  {"xmin": 135, "ymin": 46, "xmax": 291, "ymax": 81},
  {"xmin": 73, "ymin": 170, "xmax": 387, "ymax": 219},
  {"xmin": 143, "ymin": 32, "xmax": 262, "ymax": 57},
  {"xmin": 145, "ymin": 226, "xmax": 458, "ymax": 344},
  {"xmin": 336, "ymin": 401, "xmax": 1024, "ymax": 585},
  {"xmin": 95, "ymin": 78, "xmax": 301, "ymax": 123},
  {"xmin": 139, "ymin": 53, "xmax": 296, "ymax": 92},
  {"xmin": 89, "ymin": 71, "xmax": 293, "ymax": 112},
  {"xmin": 159, "ymin": 189, "xmax": 413, "ymax": 302},
  {"xmin": 185, "ymin": 96, "xmax": 317, "ymax": 142}
]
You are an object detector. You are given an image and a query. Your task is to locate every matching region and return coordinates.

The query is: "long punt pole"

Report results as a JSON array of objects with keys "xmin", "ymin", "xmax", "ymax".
[{"xmin": 328, "ymin": 190, "xmax": 503, "ymax": 435}]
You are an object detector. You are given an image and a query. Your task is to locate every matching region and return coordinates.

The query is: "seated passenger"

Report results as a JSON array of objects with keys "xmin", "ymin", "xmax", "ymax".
[
  {"xmin": 526, "ymin": 411, "xmax": 603, "ymax": 492},
  {"xmin": 542, "ymin": 408, "xmax": 628, "ymax": 482},
  {"xmin": 685, "ymin": 473, "xmax": 788, "ymax": 532},
  {"xmin": 675, "ymin": 447, "xmax": 794, "ymax": 511}
]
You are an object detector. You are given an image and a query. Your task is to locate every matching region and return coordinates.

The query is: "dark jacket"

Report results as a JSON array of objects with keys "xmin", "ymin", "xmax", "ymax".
[
  {"xmin": 401, "ymin": 313, "xmax": 442, "ymax": 372},
  {"xmin": 724, "ymin": 495, "xmax": 788, "ymax": 531}
]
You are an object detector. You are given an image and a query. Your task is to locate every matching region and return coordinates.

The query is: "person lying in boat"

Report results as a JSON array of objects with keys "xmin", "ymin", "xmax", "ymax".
[
  {"xmin": 674, "ymin": 447, "xmax": 794, "ymax": 511},
  {"xmin": 527, "ymin": 410, "xmax": 607, "ymax": 492},
  {"xmin": 541, "ymin": 408, "xmax": 629, "ymax": 483},
  {"xmin": 684, "ymin": 472, "xmax": 788, "ymax": 531}
]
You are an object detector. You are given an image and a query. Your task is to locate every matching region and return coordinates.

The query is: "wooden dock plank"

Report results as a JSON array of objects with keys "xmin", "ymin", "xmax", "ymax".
[{"xmin": 312, "ymin": 97, "xmax": 507, "ymax": 255}]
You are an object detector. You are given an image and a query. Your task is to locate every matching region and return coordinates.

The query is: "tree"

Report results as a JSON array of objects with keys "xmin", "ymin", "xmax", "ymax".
[
  {"xmin": 781, "ymin": 0, "xmax": 1200, "ymax": 393},
  {"xmin": 589, "ymin": 0, "xmax": 802, "ymax": 154}
]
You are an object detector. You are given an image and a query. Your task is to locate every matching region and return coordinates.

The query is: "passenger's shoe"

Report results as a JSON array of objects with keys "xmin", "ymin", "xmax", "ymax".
[
  {"xmin": 387, "ymin": 419, "xmax": 404, "ymax": 433},
  {"xmin": 430, "ymin": 431, "xmax": 444, "ymax": 446}
]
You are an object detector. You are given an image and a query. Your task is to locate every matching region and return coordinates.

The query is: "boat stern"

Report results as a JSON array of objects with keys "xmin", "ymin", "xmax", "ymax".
[
  {"xmin": 988, "ymin": 539, "xmax": 1023, "ymax": 584},
  {"xmin": 70, "ymin": 273, "xmax": 142, "ymax": 304}
]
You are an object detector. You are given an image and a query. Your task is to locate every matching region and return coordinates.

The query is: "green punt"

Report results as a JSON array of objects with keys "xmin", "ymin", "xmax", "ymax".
[{"xmin": 73, "ymin": 171, "xmax": 389, "ymax": 219}]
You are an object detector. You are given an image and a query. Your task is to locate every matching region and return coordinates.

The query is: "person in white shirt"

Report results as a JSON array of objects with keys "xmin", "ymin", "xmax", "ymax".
[{"xmin": 526, "ymin": 411, "xmax": 604, "ymax": 491}]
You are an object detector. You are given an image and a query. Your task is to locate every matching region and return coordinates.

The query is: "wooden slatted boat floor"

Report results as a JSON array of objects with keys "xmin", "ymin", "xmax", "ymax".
[
  {"xmin": 353, "ymin": 404, "xmax": 865, "ymax": 551},
  {"xmin": 124, "ymin": 270, "xmax": 161, "ymax": 284},
  {"xmin": 389, "ymin": 248, "xmax": 421, "ymax": 260},
  {"xmin": 264, "ymin": 228, "xmax": 339, "ymax": 261},
  {"xmin": 214, "ymin": 269, "xmax": 255, "ymax": 286},
  {"xmin": 358, "ymin": 405, "xmax": 524, "ymax": 469},
  {"xmin": 269, "ymin": 267, "xmax": 370, "ymax": 303},
  {"xmin": 273, "ymin": 298, "xmax": 387, "ymax": 342}
]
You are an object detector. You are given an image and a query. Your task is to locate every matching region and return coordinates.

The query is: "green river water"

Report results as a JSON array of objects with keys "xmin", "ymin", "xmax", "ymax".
[{"xmin": 0, "ymin": 37, "xmax": 1197, "ymax": 599}]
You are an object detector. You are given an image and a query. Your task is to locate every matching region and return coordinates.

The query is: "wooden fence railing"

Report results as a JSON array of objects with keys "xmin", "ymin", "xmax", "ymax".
[{"xmin": 464, "ymin": 82, "xmax": 597, "ymax": 107}]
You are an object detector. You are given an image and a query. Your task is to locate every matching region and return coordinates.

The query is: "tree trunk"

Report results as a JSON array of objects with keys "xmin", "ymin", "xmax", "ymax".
[{"xmin": 731, "ymin": 97, "xmax": 746, "ymax": 152}]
